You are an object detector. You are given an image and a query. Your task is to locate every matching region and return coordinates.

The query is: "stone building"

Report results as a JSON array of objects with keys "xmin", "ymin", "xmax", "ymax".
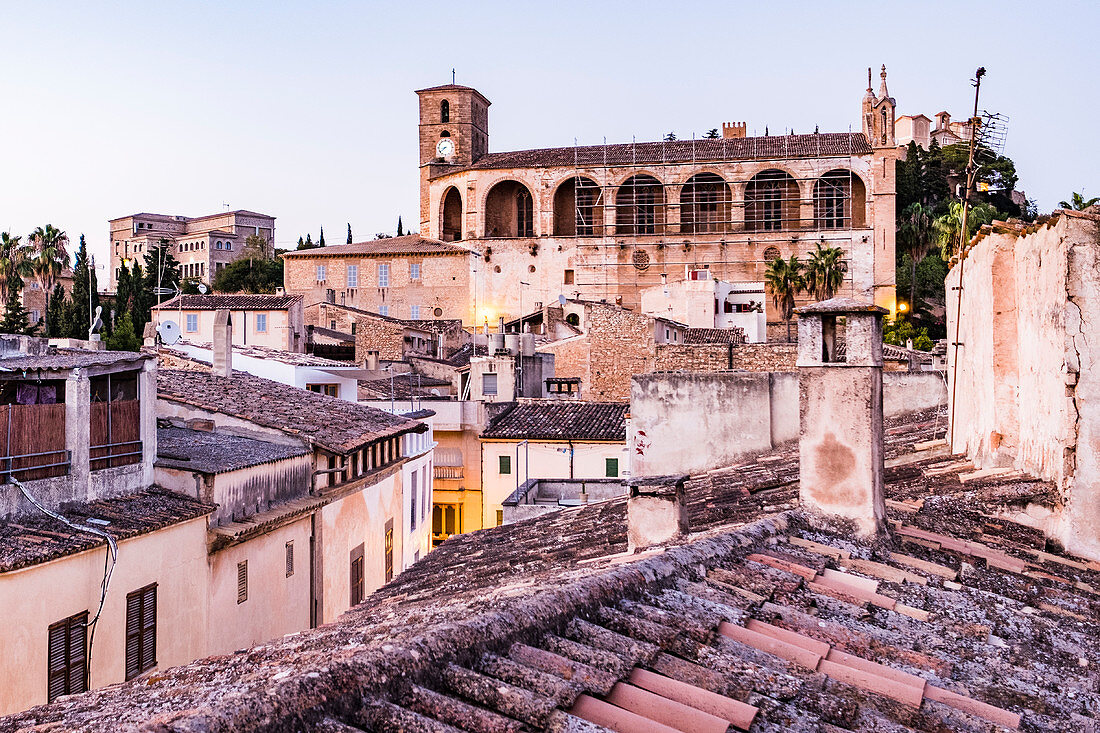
[
  {"xmin": 281, "ymin": 236, "xmax": 476, "ymax": 325},
  {"xmin": 415, "ymin": 68, "xmax": 899, "ymax": 333},
  {"xmin": 108, "ymin": 210, "xmax": 275, "ymax": 289}
]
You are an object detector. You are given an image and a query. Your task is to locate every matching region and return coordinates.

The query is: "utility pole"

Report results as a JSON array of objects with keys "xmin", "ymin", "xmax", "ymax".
[{"xmin": 948, "ymin": 67, "xmax": 985, "ymax": 450}]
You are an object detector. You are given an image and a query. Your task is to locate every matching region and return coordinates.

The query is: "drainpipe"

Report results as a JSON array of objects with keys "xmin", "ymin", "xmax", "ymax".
[{"xmin": 568, "ymin": 439, "xmax": 575, "ymax": 479}]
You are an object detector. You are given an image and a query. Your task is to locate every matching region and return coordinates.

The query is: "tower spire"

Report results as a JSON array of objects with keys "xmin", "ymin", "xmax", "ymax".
[
  {"xmin": 879, "ymin": 64, "xmax": 889, "ymax": 98},
  {"xmin": 867, "ymin": 67, "xmax": 873, "ymax": 92}
]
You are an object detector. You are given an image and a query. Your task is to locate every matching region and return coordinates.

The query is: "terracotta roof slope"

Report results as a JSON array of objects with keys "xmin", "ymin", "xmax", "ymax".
[
  {"xmin": 280, "ymin": 235, "xmax": 471, "ymax": 259},
  {"xmin": 156, "ymin": 368, "xmax": 422, "ymax": 453},
  {"xmin": 157, "ymin": 293, "xmax": 302, "ymax": 310},
  {"xmin": 455, "ymin": 132, "xmax": 871, "ymax": 172},
  {"xmin": 683, "ymin": 327, "xmax": 746, "ymax": 345},
  {"xmin": 481, "ymin": 401, "xmax": 628, "ymax": 441}
]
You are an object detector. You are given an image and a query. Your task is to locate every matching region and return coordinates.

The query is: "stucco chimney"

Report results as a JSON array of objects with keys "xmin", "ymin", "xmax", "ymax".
[
  {"xmin": 795, "ymin": 298, "xmax": 888, "ymax": 537},
  {"xmin": 212, "ymin": 309, "xmax": 233, "ymax": 378},
  {"xmin": 627, "ymin": 474, "xmax": 689, "ymax": 552},
  {"xmin": 363, "ymin": 349, "xmax": 379, "ymax": 371}
]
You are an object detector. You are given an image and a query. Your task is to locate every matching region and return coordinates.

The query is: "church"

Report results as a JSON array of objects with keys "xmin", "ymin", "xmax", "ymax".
[{"xmin": 417, "ymin": 68, "xmax": 899, "ymax": 336}]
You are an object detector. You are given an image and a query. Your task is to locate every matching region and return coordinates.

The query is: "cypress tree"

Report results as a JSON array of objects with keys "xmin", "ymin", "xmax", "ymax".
[
  {"xmin": 396, "ymin": 217, "xmax": 404, "ymax": 237},
  {"xmin": 319, "ymin": 226, "xmax": 326, "ymax": 248},
  {"xmin": 46, "ymin": 283, "xmax": 68, "ymax": 337},
  {"xmin": 129, "ymin": 260, "xmax": 151, "ymax": 338},
  {"xmin": 347, "ymin": 223, "xmax": 353, "ymax": 244},
  {"xmin": 143, "ymin": 239, "xmax": 181, "ymax": 306},
  {"xmin": 69, "ymin": 235, "xmax": 99, "ymax": 339},
  {"xmin": 297, "ymin": 236, "xmax": 305, "ymax": 249}
]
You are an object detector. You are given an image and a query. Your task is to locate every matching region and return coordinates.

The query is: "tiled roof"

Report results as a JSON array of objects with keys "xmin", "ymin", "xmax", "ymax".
[
  {"xmin": 683, "ymin": 327, "xmax": 747, "ymax": 345},
  {"xmin": 170, "ymin": 341, "xmax": 352, "ymax": 368},
  {"xmin": 155, "ymin": 425, "xmax": 311, "ymax": 474},
  {"xmin": 157, "ymin": 369, "xmax": 422, "ymax": 454},
  {"xmin": 482, "ymin": 401, "xmax": 628, "ymax": 441},
  {"xmin": 157, "ymin": 293, "xmax": 303, "ymax": 310},
  {"xmin": 358, "ymin": 373, "xmax": 452, "ymax": 401},
  {"xmin": 0, "ymin": 348, "xmax": 150, "ymax": 373},
  {"xmin": 0, "ymin": 488, "xmax": 214, "ymax": 573},
  {"xmin": 17, "ymin": 410, "xmax": 1100, "ymax": 731},
  {"xmin": 308, "ymin": 326, "xmax": 355, "ymax": 344},
  {"xmin": 280, "ymin": 235, "xmax": 471, "ymax": 259},
  {"xmin": 455, "ymin": 132, "xmax": 872, "ymax": 172}
]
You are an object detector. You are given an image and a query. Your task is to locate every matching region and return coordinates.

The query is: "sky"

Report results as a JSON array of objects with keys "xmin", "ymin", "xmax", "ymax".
[{"xmin": 2, "ymin": 0, "xmax": 1097, "ymax": 268}]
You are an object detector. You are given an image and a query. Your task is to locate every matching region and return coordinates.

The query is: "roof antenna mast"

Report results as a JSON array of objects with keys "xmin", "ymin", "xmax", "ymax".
[{"xmin": 452, "ymin": 68, "xmax": 455, "ymax": 85}]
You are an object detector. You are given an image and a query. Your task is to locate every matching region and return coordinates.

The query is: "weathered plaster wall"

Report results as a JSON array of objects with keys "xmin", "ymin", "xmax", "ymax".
[{"xmin": 882, "ymin": 372, "xmax": 947, "ymax": 418}]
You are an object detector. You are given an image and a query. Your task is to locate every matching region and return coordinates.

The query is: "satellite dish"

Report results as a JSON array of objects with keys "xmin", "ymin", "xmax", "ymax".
[
  {"xmin": 197, "ymin": 283, "xmax": 209, "ymax": 294},
  {"xmin": 157, "ymin": 320, "xmax": 181, "ymax": 345},
  {"xmin": 557, "ymin": 294, "xmax": 567, "ymax": 306}
]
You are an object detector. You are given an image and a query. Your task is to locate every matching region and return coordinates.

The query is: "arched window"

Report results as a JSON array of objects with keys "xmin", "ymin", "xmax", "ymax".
[
  {"xmin": 484, "ymin": 180, "xmax": 535, "ymax": 238},
  {"xmin": 745, "ymin": 169, "xmax": 800, "ymax": 232},
  {"xmin": 616, "ymin": 174, "xmax": 665, "ymax": 235},
  {"xmin": 440, "ymin": 130, "xmax": 450, "ymax": 138},
  {"xmin": 440, "ymin": 187, "xmax": 463, "ymax": 242},
  {"xmin": 440, "ymin": 99, "xmax": 450, "ymax": 124},
  {"xmin": 680, "ymin": 173, "xmax": 731, "ymax": 234},
  {"xmin": 814, "ymin": 170, "xmax": 867, "ymax": 229},
  {"xmin": 763, "ymin": 246, "xmax": 781, "ymax": 262},
  {"xmin": 553, "ymin": 177, "xmax": 603, "ymax": 236},
  {"xmin": 225, "ymin": 241, "xmax": 232, "ymax": 251}
]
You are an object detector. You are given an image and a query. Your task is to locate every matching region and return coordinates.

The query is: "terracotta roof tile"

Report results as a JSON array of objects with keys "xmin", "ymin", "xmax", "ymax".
[
  {"xmin": 157, "ymin": 293, "xmax": 302, "ymax": 310},
  {"xmin": 481, "ymin": 401, "xmax": 628, "ymax": 441},
  {"xmin": 280, "ymin": 235, "xmax": 471, "ymax": 259}
]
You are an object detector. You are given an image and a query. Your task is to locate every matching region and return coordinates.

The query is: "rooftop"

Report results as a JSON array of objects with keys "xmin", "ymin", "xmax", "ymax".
[
  {"xmin": 0, "ymin": 488, "xmax": 214, "ymax": 573},
  {"xmin": 169, "ymin": 341, "xmax": 352, "ymax": 368},
  {"xmin": 0, "ymin": 348, "xmax": 149, "ymax": 373},
  {"xmin": 155, "ymin": 425, "xmax": 311, "ymax": 474},
  {"xmin": 157, "ymin": 368, "xmax": 423, "ymax": 454},
  {"xmin": 281, "ymin": 235, "xmax": 472, "ymax": 259},
  {"xmin": 14, "ymin": 410, "xmax": 1099, "ymax": 731},
  {"xmin": 683, "ymin": 327, "xmax": 747, "ymax": 345},
  {"xmin": 358, "ymin": 373, "xmax": 452, "ymax": 401},
  {"xmin": 481, "ymin": 401, "xmax": 629, "ymax": 442},
  {"xmin": 451, "ymin": 132, "xmax": 872, "ymax": 173},
  {"xmin": 157, "ymin": 293, "xmax": 303, "ymax": 311}
]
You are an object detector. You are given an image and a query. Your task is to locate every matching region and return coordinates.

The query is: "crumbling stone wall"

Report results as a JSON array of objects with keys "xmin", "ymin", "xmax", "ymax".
[
  {"xmin": 354, "ymin": 318, "xmax": 407, "ymax": 362},
  {"xmin": 729, "ymin": 343, "xmax": 799, "ymax": 371},
  {"xmin": 653, "ymin": 344, "xmax": 732, "ymax": 372}
]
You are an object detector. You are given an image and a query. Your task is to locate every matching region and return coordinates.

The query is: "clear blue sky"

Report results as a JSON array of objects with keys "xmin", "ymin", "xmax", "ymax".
[{"xmin": 2, "ymin": 0, "xmax": 1096, "ymax": 267}]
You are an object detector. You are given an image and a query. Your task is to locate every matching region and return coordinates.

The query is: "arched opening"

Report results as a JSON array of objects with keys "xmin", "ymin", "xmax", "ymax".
[
  {"xmin": 745, "ymin": 169, "xmax": 801, "ymax": 232},
  {"xmin": 813, "ymin": 170, "xmax": 866, "ymax": 229},
  {"xmin": 484, "ymin": 180, "xmax": 535, "ymax": 238},
  {"xmin": 616, "ymin": 174, "xmax": 665, "ymax": 235},
  {"xmin": 440, "ymin": 187, "xmax": 463, "ymax": 242},
  {"xmin": 553, "ymin": 177, "xmax": 604, "ymax": 236},
  {"xmin": 440, "ymin": 130, "xmax": 451, "ymax": 137},
  {"xmin": 680, "ymin": 173, "xmax": 731, "ymax": 234},
  {"xmin": 440, "ymin": 99, "xmax": 450, "ymax": 124}
]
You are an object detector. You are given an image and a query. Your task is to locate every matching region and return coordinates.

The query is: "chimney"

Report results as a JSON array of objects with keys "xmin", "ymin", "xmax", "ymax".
[
  {"xmin": 212, "ymin": 309, "xmax": 233, "ymax": 378},
  {"xmin": 722, "ymin": 122, "xmax": 747, "ymax": 139},
  {"xmin": 795, "ymin": 298, "xmax": 887, "ymax": 537},
  {"xmin": 363, "ymin": 349, "xmax": 379, "ymax": 371},
  {"xmin": 627, "ymin": 474, "xmax": 690, "ymax": 552},
  {"xmin": 275, "ymin": 286, "xmax": 286, "ymax": 296}
]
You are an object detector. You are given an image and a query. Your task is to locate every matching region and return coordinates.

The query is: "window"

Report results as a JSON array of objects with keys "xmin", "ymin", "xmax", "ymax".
[
  {"xmin": 484, "ymin": 180, "xmax": 535, "ymax": 238},
  {"xmin": 306, "ymin": 383, "xmax": 338, "ymax": 397},
  {"xmin": 236, "ymin": 561, "xmax": 248, "ymax": 604},
  {"xmin": 125, "ymin": 584, "xmax": 157, "ymax": 680},
  {"xmin": 216, "ymin": 241, "xmax": 223, "ymax": 249},
  {"xmin": 564, "ymin": 269, "xmax": 575, "ymax": 285},
  {"xmin": 432, "ymin": 503, "xmax": 462, "ymax": 545},
  {"xmin": 410, "ymin": 262, "xmax": 421, "ymax": 280},
  {"xmin": 746, "ymin": 169, "xmax": 799, "ymax": 232},
  {"xmin": 499, "ymin": 454, "xmax": 511, "ymax": 474},
  {"xmin": 482, "ymin": 373, "xmax": 498, "ymax": 396},
  {"xmin": 350, "ymin": 544, "xmax": 365, "ymax": 606},
  {"xmin": 225, "ymin": 241, "xmax": 232, "ymax": 251},
  {"xmin": 316, "ymin": 264, "xmax": 327, "ymax": 282},
  {"xmin": 616, "ymin": 175, "xmax": 664, "ymax": 234},
  {"xmin": 331, "ymin": 319, "xmax": 337, "ymax": 329},
  {"xmin": 255, "ymin": 313, "xmax": 267, "ymax": 333},
  {"xmin": 347, "ymin": 264, "xmax": 358, "ymax": 288},
  {"xmin": 286, "ymin": 542, "xmax": 294, "ymax": 577},
  {"xmin": 605, "ymin": 458, "xmax": 619, "ymax": 477},
  {"xmin": 384, "ymin": 519, "xmax": 394, "ymax": 582},
  {"xmin": 90, "ymin": 371, "xmax": 140, "ymax": 471},
  {"xmin": 410, "ymin": 469, "xmax": 418, "ymax": 530},
  {"xmin": 410, "ymin": 305, "xmax": 421, "ymax": 320},
  {"xmin": 47, "ymin": 611, "xmax": 88, "ymax": 702},
  {"xmin": 378, "ymin": 263, "xmax": 389, "ymax": 287},
  {"xmin": 379, "ymin": 305, "xmax": 389, "ymax": 316},
  {"xmin": 440, "ymin": 99, "xmax": 450, "ymax": 123},
  {"xmin": 496, "ymin": 509, "xmax": 504, "ymax": 526}
]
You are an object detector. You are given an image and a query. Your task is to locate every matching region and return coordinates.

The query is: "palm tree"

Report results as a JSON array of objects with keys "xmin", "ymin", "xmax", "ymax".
[
  {"xmin": 935, "ymin": 201, "xmax": 999, "ymax": 260},
  {"xmin": 27, "ymin": 225, "xmax": 70, "ymax": 336},
  {"xmin": 803, "ymin": 244, "xmax": 846, "ymax": 301},
  {"xmin": 0, "ymin": 232, "xmax": 32, "ymax": 305},
  {"xmin": 1059, "ymin": 192, "xmax": 1100, "ymax": 211},
  {"xmin": 765, "ymin": 255, "xmax": 805, "ymax": 342},
  {"xmin": 898, "ymin": 203, "xmax": 935, "ymax": 313}
]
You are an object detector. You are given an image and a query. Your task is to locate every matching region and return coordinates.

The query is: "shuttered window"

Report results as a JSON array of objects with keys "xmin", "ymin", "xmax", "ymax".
[
  {"xmin": 384, "ymin": 519, "xmax": 394, "ymax": 583},
  {"xmin": 47, "ymin": 611, "xmax": 88, "ymax": 702},
  {"xmin": 350, "ymin": 544, "xmax": 365, "ymax": 606},
  {"xmin": 237, "ymin": 561, "xmax": 248, "ymax": 604},
  {"xmin": 125, "ymin": 585, "xmax": 157, "ymax": 680},
  {"xmin": 285, "ymin": 542, "xmax": 294, "ymax": 577}
]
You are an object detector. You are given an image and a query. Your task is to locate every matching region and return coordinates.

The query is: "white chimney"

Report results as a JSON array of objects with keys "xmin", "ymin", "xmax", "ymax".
[
  {"xmin": 627, "ymin": 475, "xmax": 689, "ymax": 552},
  {"xmin": 213, "ymin": 309, "xmax": 233, "ymax": 378}
]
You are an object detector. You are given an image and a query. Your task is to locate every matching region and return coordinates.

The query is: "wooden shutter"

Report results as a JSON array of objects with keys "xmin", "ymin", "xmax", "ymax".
[
  {"xmin": 350, "ymin": 543, "xmax": 365, "ymax": 606},
  {"xmin": 47, "ymin": 612, "xmax": 87, "ymax": 701},
  {"xmin": 125, "ymin": 591, "xmax": 142, "ymax": 679},
  {"xmin": 141, "ymin": 585, "xmax": 156, "ymax": 675},
  {"xmin": 126, "ymin": 585, "xmax": 156, "ymax": 680},
  {"xmin": 285, "ymin": 542, "xmax": 294, "ymax": 577},
  {"xmin": 384, "ymin": 520, "xmax": 394, "ymax": 583},
  {"xmin": 237, "ymin": 561, "xmax": 248, "ymax": 604}
]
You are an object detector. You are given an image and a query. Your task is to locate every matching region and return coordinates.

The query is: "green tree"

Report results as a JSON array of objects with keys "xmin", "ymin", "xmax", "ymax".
[
  {"xmin": 897, "ymin": 203, "xmax": 935, "ymax": 312},
  {"xmin": 241, "ymin": 233, "xmax": 272, "ymax": 261},
  {"xmin": 128, "ymin": 260, "xmax": 151, "ymax": 338},
  {"xmin": 46, "ymin": 283, "xmax": 69, "ymax": 337},
  {"xmin": 703, "ymin": 128, "xmax": 720, "ymax": 139},
  {"xmin": 27, "ymin": 225, "xmax": 70, "ymax": 336},
  {"xmin": 105, "ymin": 311, "xmax": 141, "ymax": 351},
  {"xmin": 297, "ymin": 233, "xmax": 316, "ymax": 251},
  {"xmin": 143, "ymin": 239, "xmax": 181, "ymax": 307},
  {"xmin": 69, "ymin": 235, "xmax": 99, "ymax": 339},
  {"xmin": 212, "ymin": 257, "xmax": 283, "ymax": 294},
  {"xmin": 663, "ymin": 131, "xmax": 677, "ymax": 142},
  {"xmin": 396, "ymin": 216, "xmax": 404, "ymax": 236},
  {"xmin": 114, "ymin": 262, "xmax": 133, "ymax": 332},
  {"xmin": 1059, "ymin": 192, "xmax": 1099, "ymax": 210},
  {"xmin": 318, "ymin": 226, "xmax": 326, "ymax": 248},
  {"xmin": 297, "ymin": 235, "xmax": 305, "ymax": 249},
  {"xmin": 764, "ymin": 255, "xmax": 804, "ymax": 343},
  {"xmin": 803, "ymin": 244, "xmax": 845, "ymax": 301},
  {"xmin": 347, "ymin": 223, "xmax": 353, "ymax": 244},
  {"xmin": 0, "ymin": 288, "xmax": 34, "ymax": 335},
  {"xmin": 0, "ymin": 232, "xmax": 31, "ymax": 305},
  {"xmin": 935, "ymin": 201, "xmax": 1000, "ymax": 260}
]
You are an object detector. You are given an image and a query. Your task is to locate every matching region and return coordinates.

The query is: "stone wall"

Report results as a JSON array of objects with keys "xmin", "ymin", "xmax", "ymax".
[
  {"xmin": 653, "ymin": 344, "xmax": 732, "ymax": 372},
  {"xmin": 729, "ymin": 343, "xmax": 799, "ymax": 371},
  {"xmin": 947, "ymin": 210, "xmax": 1100, "ymax": 560},
  {"xmin": 354, "ymin": 317, "xmax": 407, "ymax": 362}
]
